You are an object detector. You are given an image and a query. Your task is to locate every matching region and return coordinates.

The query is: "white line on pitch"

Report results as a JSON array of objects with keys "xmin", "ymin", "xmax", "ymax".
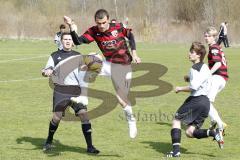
[
  {"xmin": 0, "ymin": 77, "xmax": 46, "ymax": 83},
  {"xmin": 0, "ymin": 55, "xmax": 48, "ymax": 63}
]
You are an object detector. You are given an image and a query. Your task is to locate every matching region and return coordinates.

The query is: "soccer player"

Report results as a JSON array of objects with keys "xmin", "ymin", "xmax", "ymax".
[
  {"xmin": 54, "ymin": 24, "xmax": 66, "ymax": 50},
  {"xmin": 168, "ymin": 42, "xmax": 223, "ymax": 157},
  {"xmin": 64, "ymin": 9, "xmax": 141, "ymax": 139},
  {"xmin": 42, "ymin": 32, "xmax": 99, "ymax": 154},
  {"xmin": 204, "ymin": 26, "xmax": 228, "ymax": 145}
]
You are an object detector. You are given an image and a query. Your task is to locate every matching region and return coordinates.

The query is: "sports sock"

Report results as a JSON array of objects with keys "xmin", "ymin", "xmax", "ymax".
[
  {"xmin": 82, "ymin": 123, "xmax": 93, "ymax": 148},
  {"xmin": 209, "ymin": 103, "xmax": 224, "ymax": 129},
  {"xmin": 171, "ymin": 128, "xmax": 181, "ymax": 153},
  {"xmin": 46, "ymin": 120, "xmax": 59, "ymax": 143},
  {"xmin": 123, "ymin": 105, "xmax": 133, "ymax": 120},
  {"xmin": 193, "ymin": 129, "xmax": 216, "ymax": 139}
]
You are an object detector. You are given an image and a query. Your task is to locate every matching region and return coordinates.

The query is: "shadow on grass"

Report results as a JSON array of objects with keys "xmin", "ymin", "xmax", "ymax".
[
  {"xmin": 156, "ymin": 122, "xmax": 172, "ymax": 127},
  {"xmin": 16, "ymin": 137, "xmax": 122, "ymax": 157},
  {"xmin": 141, "ymin": 141, "xmax": 216, "ymax": 158}
]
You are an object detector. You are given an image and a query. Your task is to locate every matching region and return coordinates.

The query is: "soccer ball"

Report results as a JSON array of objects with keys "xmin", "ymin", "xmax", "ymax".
[{"xmin": 84, "ymin": 52, "xmax": 103, "ymax": 73}]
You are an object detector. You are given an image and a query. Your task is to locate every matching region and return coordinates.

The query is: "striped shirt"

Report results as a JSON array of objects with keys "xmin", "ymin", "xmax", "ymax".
[
  {"xmin": 71, "ymin": 23, "xmax": 136, "ymax": 64},
  {"xmin": 208, "ymin": 44, "xmax": 228, "ymax": 81}
]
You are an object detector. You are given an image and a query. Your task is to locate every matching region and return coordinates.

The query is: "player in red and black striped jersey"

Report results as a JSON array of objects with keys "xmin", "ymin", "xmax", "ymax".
[
  {"xmin": 208, "ymin": 44, "xmax": 228, "ymax": 81},
  {"xmin": 204, "ymin": 27, "xmax": 228, "ymax": 146},
  {"xmin": 64, "ymin": 9, "xmax": 141, "ymax": 139}
]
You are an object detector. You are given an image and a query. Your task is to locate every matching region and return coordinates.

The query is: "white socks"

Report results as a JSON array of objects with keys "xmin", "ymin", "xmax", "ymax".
[
  {"xmin": 123, "ymin": 105, "xmax": 134, "ymax": 121},
  {"xmin": 209, "ymin": 103, "xmax": 224, "ymax": 129}
]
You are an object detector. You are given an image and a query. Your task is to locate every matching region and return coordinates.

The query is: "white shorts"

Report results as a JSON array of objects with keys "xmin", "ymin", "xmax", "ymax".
[
  {"xmin": 207, "ymin": 75, "xmax": 226, "ymax": 102},
  {"xmin": 99, "ymin": 60, "xmax": 132, "ymax": 94}
]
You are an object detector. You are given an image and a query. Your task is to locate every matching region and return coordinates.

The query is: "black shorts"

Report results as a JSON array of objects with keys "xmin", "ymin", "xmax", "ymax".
[
  {"xmin": 175, "ymin": 95, "xmax": 210, "ymax": 129},
  {"xmin": 53, "ymin": 85, "xmax": 87, "ymax": 113}
]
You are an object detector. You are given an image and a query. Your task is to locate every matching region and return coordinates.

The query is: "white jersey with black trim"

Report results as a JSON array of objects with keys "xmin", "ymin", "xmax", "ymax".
[
  {"xmin": 189, "ymin": 62, "xmax": 211, "ymax": 97},
  {"xmin": 44, "ymin": 50, "xmax": 88, "ymax": 87}
]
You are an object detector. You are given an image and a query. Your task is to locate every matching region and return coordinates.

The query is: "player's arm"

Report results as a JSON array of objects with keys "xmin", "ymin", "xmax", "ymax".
[
  {"xmin": 210, "ymin": 62, "xmax": 221, "ymax": 74},
  {"xmin": 41, "ymin": 56, "xmax": 54, "ymax": 77},
  {"xmin": 210, "ymin": 47, "xmax": 222, "ymax": 74},
  {"xmin": 64, "ymin": 16, "xmax": 93, "ymax": 45},
  {"xmin": 125, "ymin": 29, "xmax": 141, "ymax": 64},
  {"xmin": 175, "ymin": 86, "xmax": 191, "ymax": 93}
]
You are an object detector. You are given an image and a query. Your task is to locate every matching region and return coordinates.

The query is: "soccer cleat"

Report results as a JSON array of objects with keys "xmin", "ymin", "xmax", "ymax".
[
  {"xmin": 214, "ymin": 128, "xmax": 224, "ymax": 149},
  {"xmin": 210, "ymin": 121, "xmax": 227, "ymax": 136},
  {"xmin": 128, "ymin": 118, "xmax": 137, "ymax": 138},
  {"xmin": 87, "ymin": 146, "xmax": 100, "ymax": 154},
  {"xmin": 166, "ymin": 151, "xmax": 181, "ymax": 157},
  {"xmin": 43, "ymin": 142, "xmax": 52, "ymax": 152}
]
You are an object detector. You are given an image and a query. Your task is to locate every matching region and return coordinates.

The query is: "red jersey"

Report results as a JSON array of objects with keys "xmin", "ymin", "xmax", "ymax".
[
  {"xmin": 208, "ymin": 44, "xmax": 228, "ymax": 81},
  {"xmin": 81, "ymin": 23, "xmax": 132, "ymax": 64}
]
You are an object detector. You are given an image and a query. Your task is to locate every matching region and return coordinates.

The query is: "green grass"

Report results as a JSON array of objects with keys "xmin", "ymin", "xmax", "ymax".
[{"xmin": 0, "ymin": 40, "xmax": 239, "ymax": 160}]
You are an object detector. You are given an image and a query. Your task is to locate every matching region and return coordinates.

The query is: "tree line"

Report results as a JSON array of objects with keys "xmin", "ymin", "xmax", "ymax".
[{"xmin": 0, "ymin": 0, "xmax": 239, "ymax": 44}]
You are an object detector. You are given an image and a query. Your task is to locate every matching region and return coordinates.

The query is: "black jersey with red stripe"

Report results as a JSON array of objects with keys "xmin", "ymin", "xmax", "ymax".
[
  {"xmin": 81, "ymin": 23, "xmax": 132, "ymax": 64},
  {"xmin": 208, "ymin": 44, "xmax": 228, "ymax": 81}
]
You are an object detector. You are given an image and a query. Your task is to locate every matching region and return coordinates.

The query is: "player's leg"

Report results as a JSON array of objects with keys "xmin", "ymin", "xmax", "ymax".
[
  {"xmin": 208, "ymin": 75, "xmax": 226, "ymax": 130},
  {"xmin": 43, "ymin": 86, "xmax": 73, "ymax": 151},
  {"xmin": 43, "ymin": 111, "xmax": 63, "ymax": 151},
  {"xmin": 111, "ymin": 63, "xmax": 137, "ymax": 138},
  {"xmin": 217, "ymin": 36, "xmax": 223, "ymax": 45},
  {"xmin": 167, "ymin": 119, "xmax": 181, "ymax": 157},
  {"xmin": 225, "ymin": 35, "xmax": 230, "ymax": 47},
  {"xmin": 72, "ymin": 103, "xmax": 100, "ymax": 154}
]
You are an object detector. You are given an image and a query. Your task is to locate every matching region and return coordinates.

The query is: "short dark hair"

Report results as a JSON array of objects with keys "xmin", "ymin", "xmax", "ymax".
[
  {"xmin": 190, "ymin": 42, "xmax": 206, "ymax": 62},
  {"xmin": 60, "ymin": 24, "xmax": 66, "ymax": 29},
  {"xmin": 61, "ymin": 32, "xmax": 72, "ymax": 40},
  {"xmin": 94, "ymin": 9, "xmax": 109, "ymax": 20}
]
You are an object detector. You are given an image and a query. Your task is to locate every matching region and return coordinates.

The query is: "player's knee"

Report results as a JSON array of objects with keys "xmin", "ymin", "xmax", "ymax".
[
  {"xmin": 52, "ymin": 113, "xmax": 62, "ymax": 124},
  {"xmin": 76, "ymin": 109, "xmax": 89, "ymax": 122},
  {"xmin": 185, "ymin": 129, "xmax": 194, "ymax": 138},
  {"xmin": 72, "ymin": 103, "xmax": 87, "ymax": 116}
]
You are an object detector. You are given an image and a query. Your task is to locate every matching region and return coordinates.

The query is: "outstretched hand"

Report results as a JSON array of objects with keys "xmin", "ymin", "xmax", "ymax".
[{"xmin": 63, "ymin": 16, "xmax": 72, "ymax": 25}]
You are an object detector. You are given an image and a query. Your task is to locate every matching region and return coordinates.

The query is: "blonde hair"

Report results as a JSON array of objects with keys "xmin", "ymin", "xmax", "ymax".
[{"xmin": 205, "ymin": 27, "xmax": 218, "ymax": 37}]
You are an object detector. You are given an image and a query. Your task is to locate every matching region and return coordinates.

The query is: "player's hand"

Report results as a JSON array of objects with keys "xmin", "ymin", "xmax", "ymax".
[
  {"xmin": 184, "ymin": 75, "xmax": 190, "ymax": 82},
  {"xmin": 133, "ymin": 55, "xmax": 141, "ymax": 64},
  {"xmin": 131, "ymin": 50, "xmax": 141, "ymax": 64},
  {"xmin": 41, "ymin": 68, "xmax": 53, "ymax": 77},
  {"xmin": 71, "ymin": 95, "xmax": 88, "ymax": 106},
  {"xmin": 63, "ymin": 16, "xmax": 73, "ymax": 25},
  {"xmin": 175, "ymin": 87, "xmax": 182, "ymax": 93}
]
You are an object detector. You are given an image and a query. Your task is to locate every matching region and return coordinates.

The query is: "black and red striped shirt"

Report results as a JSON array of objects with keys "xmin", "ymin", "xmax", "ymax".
[
  {"xmin": 208, "ymin": 44, "xmax": 228, "ymax": 81},
  {"xmin": 71, "ymin": 23, "xmax": 135, "ymax": 64}
]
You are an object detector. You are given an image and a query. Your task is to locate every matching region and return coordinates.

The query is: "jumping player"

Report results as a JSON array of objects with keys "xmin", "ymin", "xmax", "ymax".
[{"xmin": 64, "ymin": 9, "xmax": 141, "ymax": 139}]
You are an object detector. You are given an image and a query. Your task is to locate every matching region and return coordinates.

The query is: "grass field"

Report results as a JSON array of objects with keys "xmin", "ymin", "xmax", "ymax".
[{"xmin": 0, "ymin": 39, "xmax": 239, "ymax": 160}]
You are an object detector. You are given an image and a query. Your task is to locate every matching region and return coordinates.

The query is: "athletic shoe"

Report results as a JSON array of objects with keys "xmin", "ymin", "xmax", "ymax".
[
  {"xmin": 215, "ymin": 128, "xmax": 224, "ymax": 149},
  {"xmin": 166, "ymin": 151, "xmax": 181, "ymax": 157},
  {"xmin": 128, "ymin": 117, "xmax": 137, "ymax": 138},
  {"xmin": 87, "ymin": 146, "xmax": 100, "ymax": 154},
  {"xmin": 210, "ymin": 121, "xmax": 227, "ymax": 136},
  {"xmin": 43, "ymin": 141, "xmax": 52, "ymax": 152}
]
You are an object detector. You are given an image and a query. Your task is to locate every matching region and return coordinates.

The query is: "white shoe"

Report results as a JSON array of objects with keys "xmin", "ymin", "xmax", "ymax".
[{"xmin": 128, "ymin": 116, "xmax": 137, "ymax": 138}]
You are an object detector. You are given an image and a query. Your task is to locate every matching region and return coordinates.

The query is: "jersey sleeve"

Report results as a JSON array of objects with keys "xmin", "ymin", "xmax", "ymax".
[
  {"xmin": 44, "ymin": 56, "xmax": 55, "ymax": 69},
  {"xmin": 122, "ymin": 24, "xmax": 136, "ymax": 50},
  {"xmin": 71, "ymin": 28, "xmax": 95, "ymax": 45}
]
